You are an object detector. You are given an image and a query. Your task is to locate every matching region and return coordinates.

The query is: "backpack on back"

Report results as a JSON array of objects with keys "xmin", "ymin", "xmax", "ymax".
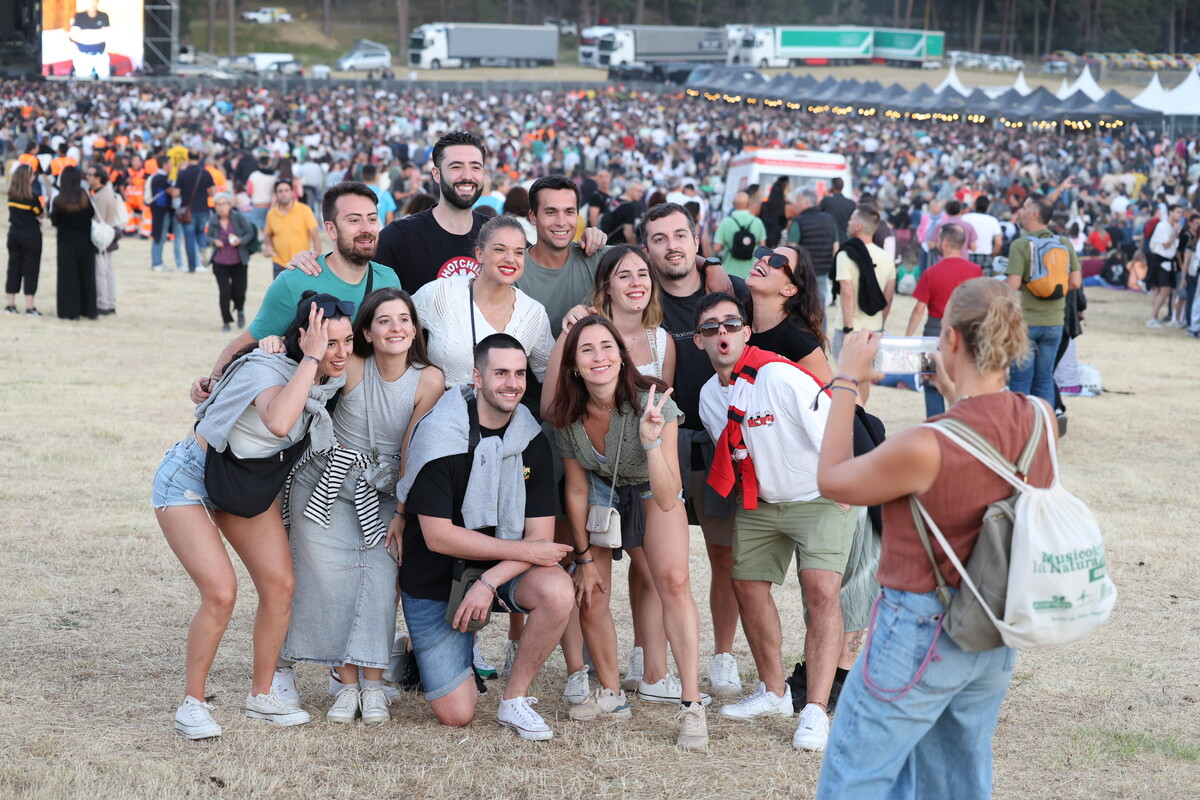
[
  {"xmin": 910, "ymin": 397, "xmax": 1116, "ymax": 652},
  {"xmin": 730, "ymin": 218, "xmax": 757, "ymax": 260},
  {"xmin": 1023, "ymin": 234, "xmax": 1072, "ymax": 299},
  {"xmin": 1141, "ymin": 217, "xmax": 1160, "ymax": 255}
]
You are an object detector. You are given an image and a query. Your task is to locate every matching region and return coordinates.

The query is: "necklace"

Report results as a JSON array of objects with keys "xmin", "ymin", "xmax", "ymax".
[
  {"xmin": 954, "ymin": 387, "xmax": 1008, "ymax": 405},
  {"xmin": 588, "ymin": 400, "xmax": 615, "ymax": 412}
]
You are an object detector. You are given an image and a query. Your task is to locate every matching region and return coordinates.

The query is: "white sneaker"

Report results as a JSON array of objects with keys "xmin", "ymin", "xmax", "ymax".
[
  {"xmin": 360, "ymin": 687, "xmax": 391, "ymax": 725},
  {"xmin": 327, "ymin": 686, "xmax": 361, "ymax": 724},
  {"xmin": 1169, "ymin": 318, "xmax": 1186, "ymax": 328},
  {"xmin": 637, "ymin": 673, "xmax": 712, "ymax": 707},
  {"xmin": 621, "ymin": 646, "xmax": 644, "ymax": 691},
  {"xmin": 1146, "ymin": 318, "xmax": 1165, "ymax": 328},
  {"xmin": 245, "ymin": 690, "xmax": 312, "ymax": 727},
  {"xmin": 793, "ymin": 703, "xmax": 831, "ymax": 751},
  {"xmin": 562, "ymin": 666, "xmax": 590, "ymax": 704},
  {"xmin": 194, "ymin": 265, "xmax": 209, "ymax": 273},
  {"xmin": 328, "ymin": 668, "xmax": 401, "ymax": 701},
  {"xmin": 174, "ymin": 696, "xmax": 222, "ymax": 740},
  {"xmin": 271, "ymin": 667, "xmax": 301, "ymax": 710},
  {"xmin": 718, "ymin": 681, "xmax": 793, "ymax": 719},
  {"xmin": 568, "ymin": 687, "xmax": 633, "ymax": 721},
  {"xmin": 502, "ymin": 639, "xmax": 519, "ymax": 679},
  {"xmin": 676, "ymin": 703, "xmax": 709, "ymax": 751},
  {"xmin": 473, "ymin": 640, "xmax": 498, "ymax": 679},
  {"xmin": 498, "ymin": 696, "xmax": 553, "ymax": 741},
  {"xmin": 709, "ymin": 652, "xmax": 742, "ymax": 698}
]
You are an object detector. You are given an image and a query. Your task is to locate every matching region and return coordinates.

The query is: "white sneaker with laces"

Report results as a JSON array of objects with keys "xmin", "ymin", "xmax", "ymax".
[
  {"xmin": 498, "ymin": 696, "xmax": 553, "ymax": 741},
  {"xmin": 360, "ymin": 687, "xmax": 391, "ymax": 725},
  {"xmin": 709, "ymin": 652, "xmax": 742, "ymax": 698},
  {"xmin": 568, "ymin": 687, "xmax": 633, "ymax": 721},
  {"xmin": 327, "ymin": 686, "xmax": 361, "ymax": 724},
  {"xmin": 718, "ymin": 681, "xmax": 793, "ymax": 719},
  {"xmin": 676, "ymin": 703, "xmax": 709, "ymax": 751},
  {"xmin": 473, "ymin": 641, "xmax": 498, "ymax": 679},
  {"xmin": 174, "ymin": 696, "xmax": 222, "ymax": 740},
  {"xmin": 562, "ymin": 666, "xmax": 590, "ymax": 704},
  {"xmin": 502, "ymin": 639, "xmax": 520, "ymax": 679},
  {"xmin": 637, "ymin": 673, "xmax": 712, "ymax": 706},
  {"xmin": 272, "ymin": 667, "xmax": 301, "ymax": 710},
  {"xmin": 245, "ymin": 690, "xmax": 312, "ymax": 726},
  {"xmin": 328, "ymin": 668, "xmax": 401, "ymax": 701},
  {"xmin": 621, "ymin": 646, "xmax": 644, "ymax": 691},
  {"xmin": 1146, "ymin": 318, "xmax": 1165, "ymax": 328},
  {"xmin": 793, "ymin": 703, "xmax": 831, "ymax": 751}
]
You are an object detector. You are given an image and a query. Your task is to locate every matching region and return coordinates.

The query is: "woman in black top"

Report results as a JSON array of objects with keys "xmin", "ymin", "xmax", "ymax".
[
  {"xmin": 50, "ymin": 165, "xmax": 96, "ymax": 320},
  {"xmin": 5, "ymin": 164, "xmax": 44, "ymax": 316},
  {"xmin": 759, "ymin": 176, "xmax": 791, "ymax": 248},
  {"xmin": 746, "ymin": 243, "xmax": 833, "ymax": 383}
]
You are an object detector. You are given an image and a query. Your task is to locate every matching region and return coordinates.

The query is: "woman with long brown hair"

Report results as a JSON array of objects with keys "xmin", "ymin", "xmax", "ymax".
[
  {"xmin": 5, "ymin": 164, "xmax": 44, "ymax": 316},
  {"xmin": 50, "ymin": 165, "xmax": 95, "ymax": 320}
]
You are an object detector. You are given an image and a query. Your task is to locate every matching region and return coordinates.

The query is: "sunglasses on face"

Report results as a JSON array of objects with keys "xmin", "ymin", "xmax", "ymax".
[
  {"xmin": 753, "ymin": 246, "xmax": 791, "ymax": 271},
  {"xmin": 315, "ymin": 300, "xmax": 356, "ymax": 317},
  {"xmin": 697, "ymin": 317, "xmax": 746, "ymax": 337}
]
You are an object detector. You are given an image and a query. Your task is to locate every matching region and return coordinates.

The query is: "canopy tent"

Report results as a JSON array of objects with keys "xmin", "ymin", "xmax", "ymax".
[
  {"xmin": 854, "ymin": 80, "xmax": 887, "ymax": 106},
  {"xmin": 1055, "ymin": 77, "xmax": 1073, "ymax": 100},
  {"xmin": 1011, "ymin": 86, "xmax": 1063, "ymax": 119},
  {"xmin": 879, "ymin": 82, "xmax": 909, "ymax": 106},
  {"xmin": 1067, "ymin": 65, "xmax": 1105, "ymax": 101},
  {"xmin": 1131, "ymin": 72, "xmax": 1168, "ymax": 111},
  {"xmin": 962, "ymin": 88, "xmax": 996, "ymax": 114},
  {"xmin": 799, "ymin": 75, "xmax": 840, "ymax": 103},
  {"xmin": 1073, "ymin": 89, "xmax": 1158, "ymax": 119},
  {"xmin": 1058, "ymin": 89, "xmax": 1099, "ymax": 113},
  {"xmin": 888, "ymin": 82, "xmax": 938, "ymax": 113},
  {"xmin": 934, "ymin": 64, "xmax": 969, "ymax": 96},
  {"xmin": 1164, "ymin": 66, "xmax": 1200, "ymax": 116},
  {"xmin": 1011, "ymin": 70, "xmax": 1033, "ymax": 96},
  {"xmin": 988, "ymin": 88, "xmax": 1028, "ymax": 115}
]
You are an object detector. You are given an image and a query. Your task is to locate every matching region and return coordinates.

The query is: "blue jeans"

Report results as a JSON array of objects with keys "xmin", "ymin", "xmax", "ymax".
[
  {"xmin": 181, "ymin": 209, "xmax": 210, "ymax": 271},
  {"xmin": 151, "ymin": 210, "xmax": 184, "ymax": 269},
  {"xmin": 923, "ymin": 383, "xmax": 946, "ymax": 418},
  {"xmin": 816, "ymin": 588, "xmax": 1016, "ymax": 800},
  {"xmin": 1008, "ymin": 324, "xmax": 1063, "ymax": 405}
]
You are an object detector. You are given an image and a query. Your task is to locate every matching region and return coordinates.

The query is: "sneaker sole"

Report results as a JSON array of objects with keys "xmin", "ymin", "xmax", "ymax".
[
  {"xmin": 718, "ymin": 706, "xmax": 794, "ymax": 719},
  {"xmin": 246, "ymin": 709, "xmax": 312, "ymax": 726},
  {"xmin": 174, "ymin": 722, "xmax": 222, "ymax": 740},
  {"xmin": 677, "ymin": 736, "xmax": 709, "ymax": 751},
  {"xmin": 793, "ymin": 737, "xmax": 827, "ymax": 752},
  {"xmin": 638, "ymin": 692, "xmax": 713, "ymax": 707},
  {"xmin": 561, "ymin": 693, "xmax": 589, "ymax": 705},
  {"xmin": 361, "ymin": 714, "xmax": 390, "ymax": 726},
  {"xmin": 568, "ymin": 706, "xmax": 633, "ymax": 721},
  {"xmin": 499, "ymin": 720, "xmax": 553, "ymax": 741},
  {"xmin": 326, "ymin": 712, "xmax": 359, "ymax": 724}
]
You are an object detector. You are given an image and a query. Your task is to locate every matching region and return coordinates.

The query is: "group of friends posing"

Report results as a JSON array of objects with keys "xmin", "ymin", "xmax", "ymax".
[{"xmin": 152, "ymin": 132, "xmax": 1059, "ymax": 799}]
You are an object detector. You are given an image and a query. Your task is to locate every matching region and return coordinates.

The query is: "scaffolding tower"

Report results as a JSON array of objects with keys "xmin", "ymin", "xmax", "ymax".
[{"xmin": 144, "ymin": 0, "xmax": 179, "ymax": 75}]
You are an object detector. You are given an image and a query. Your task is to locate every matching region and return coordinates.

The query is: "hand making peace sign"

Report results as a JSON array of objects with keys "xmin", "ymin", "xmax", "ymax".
[{"xmin": 639, "ymin": 384, "xmax": 674, "ymax": 447}]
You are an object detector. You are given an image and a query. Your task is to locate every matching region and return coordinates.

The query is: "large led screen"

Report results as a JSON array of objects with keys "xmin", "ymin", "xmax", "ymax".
[{"xmin": 42, "ymin": 0, "xmax": 144, "ymax": 78}]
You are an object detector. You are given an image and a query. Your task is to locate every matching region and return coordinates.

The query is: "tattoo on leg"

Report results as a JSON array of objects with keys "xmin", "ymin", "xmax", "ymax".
[{"xmin": 847, "ymin": 630, "xmax": 865, "ymax": 657}]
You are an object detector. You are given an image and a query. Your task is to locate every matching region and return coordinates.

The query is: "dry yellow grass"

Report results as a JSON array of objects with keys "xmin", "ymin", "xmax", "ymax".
[{"xmin": 0, "ymin": 221, "xmax": 1197, "ymax": 800}]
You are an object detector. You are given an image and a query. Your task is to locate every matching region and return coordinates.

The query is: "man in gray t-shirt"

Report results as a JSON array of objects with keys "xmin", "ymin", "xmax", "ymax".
[{"xmin": 516, "ymin": 175, "xmax": 609, "ymax": 338}]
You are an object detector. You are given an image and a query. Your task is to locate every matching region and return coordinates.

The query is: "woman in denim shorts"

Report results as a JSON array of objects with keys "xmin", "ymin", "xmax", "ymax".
[
  {"xmin": 153, "ymin": 294, "xmax": 352, "ymax": 741},
  {"xmin": 814, "ymin": 279, "xmax": 1052, "ymax": 799},
  {"xmin": 544, "ymin": 314, "xmax": 708, "ymax": 751}
]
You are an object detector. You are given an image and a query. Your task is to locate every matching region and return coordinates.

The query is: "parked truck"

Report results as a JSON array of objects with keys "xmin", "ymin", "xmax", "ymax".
[
  {"xmin": 735, "ymin": 26, "xmax": 874, "ymax": 68},
  {"xmin": 872, "ymin": 28, "xmax": 945, "ymax": 67},
  {"xmin": 407, "ymin": 23, "xmax": 558, "ymax": 69},
  {"xmin": 579, "ymin": 25, "xmax": 615, "ymax": 68},
  {"xmin": 588, "ymin": 25, "xmax": 727, "ymax": 69}
]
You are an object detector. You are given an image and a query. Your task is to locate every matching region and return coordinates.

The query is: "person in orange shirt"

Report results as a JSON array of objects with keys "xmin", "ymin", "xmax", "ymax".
[
  {"xmin": 50, "ymin": 144, "xmax": 78, "ymax": 187},
  {"xmin": 205, "ymin": 163, "xmax": 228, "ymax": 211},
  {"xmin": 263, "ymin": 180, "xmax": 320, "ymax": 278}
]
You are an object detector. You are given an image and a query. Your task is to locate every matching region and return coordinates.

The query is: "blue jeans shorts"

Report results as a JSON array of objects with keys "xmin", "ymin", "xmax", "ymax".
[
  {"xmin": 401, "ymin": 573, "xmax": 529, "ymax": 701},
  {"xmin": 152, "ymin": 435, "xmax": 215, "ymax": 510}
]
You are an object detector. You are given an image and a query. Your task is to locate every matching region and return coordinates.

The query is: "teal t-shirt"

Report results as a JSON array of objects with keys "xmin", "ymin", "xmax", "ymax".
[
  {"xmin": 714, "ymin": 210, "xmax": 767, "ymax": 279},
  {"xmin": 247, "ymin": 254, "xmax": 401, "ymax": 339}
]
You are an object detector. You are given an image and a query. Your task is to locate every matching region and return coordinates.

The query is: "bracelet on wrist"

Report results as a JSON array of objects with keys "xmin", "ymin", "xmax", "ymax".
[
  {"xmin": 302, "ymin": 355, "xmax": 320, "ymax": 366},
  {"xmin": 833, "ymin": 374, "xmax": 860, "ymax": 386},
  {"xmin": 642, "ymin": 437, "xmax": 663, "ymax": 451},
  {"xmin": 478, "ymin": 576, "xmax": 498, "ymax": 595},
  {"xmin": 575, "ymin": 557, "xmax": 595, "ymax": 565},
  {"xmin": 574, "ymin": 544, "xmax": 591, "ymax": 556},
  {"xmin": 830, "ymin": 384, "xmax": 858, "ymax": 395},
  {"xmin": 842, "ymin": 326, "xmax": 853, "ymax": 334}
]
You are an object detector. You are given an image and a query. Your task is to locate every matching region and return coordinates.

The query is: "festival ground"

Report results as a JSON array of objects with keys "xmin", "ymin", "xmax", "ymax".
[{"xmin": 0, "ymin": 226, "xmax": 1196, "ymax": 798}]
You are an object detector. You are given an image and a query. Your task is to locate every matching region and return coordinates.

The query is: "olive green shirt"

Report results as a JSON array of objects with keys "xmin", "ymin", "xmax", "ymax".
[{"xmin": 1005, "ymin": 228, "xmax": 1081, "ymax": 327}]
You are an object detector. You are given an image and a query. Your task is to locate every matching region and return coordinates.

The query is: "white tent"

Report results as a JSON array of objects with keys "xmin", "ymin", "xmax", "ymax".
[
  {"xmin": 1067, "ymin": 65, "xmax": 1105, "ymax": 101},
  {"xmin": 935, "ymin": 64, "xmax": 969, "ymax": 96},
  {"xmin": 1164, "ymin": 66, "xmax": 1200, "ymax": 116},
  {"xmin": 1132, "ymin": 72, "xmax": 1169, "ymax": 111},
  {"xmin": 1011, "ymin": 70, "xmax": 1032, "ymax": 96},
  {"xmin": 1055, "ymin": 77, "xmax": 1072, "ymax": 100}
]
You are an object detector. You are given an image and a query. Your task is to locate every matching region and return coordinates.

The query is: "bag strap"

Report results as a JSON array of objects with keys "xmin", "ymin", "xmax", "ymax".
[
  {"xmin": 604, "ymin": 414, "xmax": 627, "ymax": 510},
  {"xmin": 364, "ymin": 356, "xmax": 380, "ymax": 459},
  {"xmin": 184, "ymin": 165, "xmax": 202, "ymax": 207},
  {"xmin": 909, "ymin": 495, "xmax": 953, "ymax": 609}
]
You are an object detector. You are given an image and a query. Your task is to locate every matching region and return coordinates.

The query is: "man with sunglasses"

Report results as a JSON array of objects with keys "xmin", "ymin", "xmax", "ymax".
[{"xmin": 694, "ymin": 292, "xmax": 855, "ymax": 752}]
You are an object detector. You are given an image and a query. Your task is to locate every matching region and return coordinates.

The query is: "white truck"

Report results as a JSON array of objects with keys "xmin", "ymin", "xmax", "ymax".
[
  {"xmin": 735, "ymin": 25, "xmax": 874, "ymax": 68},
  {"xmin": 407, "ymin": 23, "xmax": 558, "ymax": 69},
  {"xmin": 578, "ymin": 25, "xmax": 615, "ymax": 68},
  {"xmin": 591, "ymin": 25, "xmax": 728, "ymax": 69},
  {"xmin": 241, "ymin": 7, "xmax": 293, "ymax": 24}
]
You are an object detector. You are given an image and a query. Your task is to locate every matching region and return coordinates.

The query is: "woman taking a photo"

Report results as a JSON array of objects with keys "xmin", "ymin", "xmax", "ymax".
[
  {"xmin": 50, "ymin": 165, "xmax": 95, "ymax": 320},
  {"xmin": 546, "ymin": 315, "xmax": 708, "ymax": 752},
  {"xmin": 280, "ymin": 288, "xmax": 444, "ymax": 726},
  {"xmin": 153, "ymin": 294, "xmax": 352, "ymax": 740},
  {"xmin": 5, "ymin": 163, "xmax": 43, "ymax": 316},
  {"xmin": 205, "ymin": 192, "xmax": 256, "ymax": 332},
  {"xmin": 814, "ymin": 278, "xmax": 1051, "ymax": 798}
]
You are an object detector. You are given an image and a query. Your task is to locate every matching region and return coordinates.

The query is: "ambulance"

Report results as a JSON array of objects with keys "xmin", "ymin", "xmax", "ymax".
[{"xmin": 719, "ymin": 149, "xmax": 854, "ymax": 214}]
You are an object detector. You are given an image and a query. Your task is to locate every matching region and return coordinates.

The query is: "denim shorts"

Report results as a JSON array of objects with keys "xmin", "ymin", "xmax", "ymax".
[
  {"xmin": 401, "ymin": 573, "xmax": 529, "ymax": 702},
  {"xmin": 151, "ymin": 435, "xmax": 215, "ymax": 510},
  {"xmin": 586, "ymin": 470, "xmax": 655, "ymax": 505}
]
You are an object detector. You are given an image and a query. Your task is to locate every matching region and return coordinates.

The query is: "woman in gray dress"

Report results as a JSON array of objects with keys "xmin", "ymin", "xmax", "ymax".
[{"xmin": 279, "ymin": 288, "xmax": 445, "ymax": 725}]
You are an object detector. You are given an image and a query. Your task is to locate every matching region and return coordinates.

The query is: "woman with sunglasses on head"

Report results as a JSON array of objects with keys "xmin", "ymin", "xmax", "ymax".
[
  {"xmin": 153, "ymin": 293, "xmax": 352, "ymax": 740},
  {"xmin": 545, "ymin": 315, "xmax": 709, "ymax": 751},
  {"xmin": 746, "ymin": 244, "xmax": 833, "ymax": 383},
  {"xmin": 542, "ymin": 244, "xmax": 676, "ymax": 703},
  {"xmin": 279, "ymin": 288, "xmax": 445, "ymax": 726}
]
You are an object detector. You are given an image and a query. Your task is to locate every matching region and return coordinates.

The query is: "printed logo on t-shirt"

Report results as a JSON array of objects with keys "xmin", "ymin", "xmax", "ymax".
[
  {"xmin": 523, "ymin": 466, "xmax": 531, "ymax": 480},
  {"xmin": 438, "ymin": 256, "xmax": 481, "ymax": 279},
  {"xmin": 747, "ymin": 412, "xmax": 776, "ymax": 428}
]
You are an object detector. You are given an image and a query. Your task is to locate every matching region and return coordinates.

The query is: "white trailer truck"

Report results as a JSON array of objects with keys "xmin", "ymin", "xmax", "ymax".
[
  {"xmin": 407, "ymin": 23, "xmax": 558, "ymax": 69},
  {"xmin": 735, "ymin": 26, "xmax": 874, "ymax": 68},
  {"xmin": 592, "ymin": 25, "xmax": 727, "ymax": 69}
]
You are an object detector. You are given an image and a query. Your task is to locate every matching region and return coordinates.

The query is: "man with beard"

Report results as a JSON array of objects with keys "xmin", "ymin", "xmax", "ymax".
[{"xmin": 192, "ymin": 182, "xmax": 398, "ymax": 396}]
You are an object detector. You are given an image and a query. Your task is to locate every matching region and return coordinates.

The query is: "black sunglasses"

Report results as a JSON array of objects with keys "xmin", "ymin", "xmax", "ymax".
[
  {"xmin": 753, "ymin": 246, "xmax": 791, "ymax": 271},
  {"xmin": 697, "ymin": 317, "xmax": 746, "ymax": 337},
  {"xmin": 314, "ymin": 300, "xmax": 356, "ymax": 317}
]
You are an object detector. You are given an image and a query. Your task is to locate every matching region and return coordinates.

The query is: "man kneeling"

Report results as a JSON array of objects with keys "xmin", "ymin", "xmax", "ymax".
[{"xmin": 396, "ymin": 334, "xmax": 574, "ymax": 739}]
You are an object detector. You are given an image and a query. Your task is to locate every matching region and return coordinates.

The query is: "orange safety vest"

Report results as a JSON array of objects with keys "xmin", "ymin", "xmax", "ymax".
[
  {"xmin": 50, "ymin": 156, "xmax": 77, "ymax": 176},
  {"xmin": 17, "ymin": 153, "xmax": 39, "ymax": 172},
  {"xmin": 206, "ymin": 165, "xmax": 228, "ymax": 209}
]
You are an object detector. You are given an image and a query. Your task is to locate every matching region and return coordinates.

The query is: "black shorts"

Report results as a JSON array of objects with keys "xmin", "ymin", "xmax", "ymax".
[{"xmin": 1147, "ymin": 255, "xmax": 1177, "ymax": 289}]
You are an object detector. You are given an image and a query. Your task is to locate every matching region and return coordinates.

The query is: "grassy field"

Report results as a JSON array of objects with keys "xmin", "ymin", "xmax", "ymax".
[{"xmin": 0, "ymin": 219, "xmax": 1197, "ymax": 798}]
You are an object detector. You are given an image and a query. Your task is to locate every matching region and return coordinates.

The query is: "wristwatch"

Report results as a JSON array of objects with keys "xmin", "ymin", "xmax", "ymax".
[{"xmin": 842, "ymin": 326, "xmax": 853, "ymax": 334}]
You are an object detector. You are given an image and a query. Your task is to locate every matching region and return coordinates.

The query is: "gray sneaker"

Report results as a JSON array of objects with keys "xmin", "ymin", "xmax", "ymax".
[
  {"xmin": 174, "ymin": 696, "xmax": 222, "ymax": 740},
  {"xmin": 245, "ymin": 690, "xmax": 311, "ymax": 727}
]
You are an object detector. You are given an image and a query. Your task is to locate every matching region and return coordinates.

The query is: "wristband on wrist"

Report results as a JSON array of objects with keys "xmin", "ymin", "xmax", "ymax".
[
  {"xmin": 302, "ymin": 355, "xmax": 320, "ymax": 366},
  {"xmin": 642, "ymin": 437, "xmax": 663, "ymax": 451},
  {"xmin": 842, "ymin": 326, "xmax": 853, "ymax": 334},
  {"xmin": 575, "ymin": 556, "xmax": 595, "ymax": 565},
  {"xmin": 574, "ymin": 544, "xmax": 591, "ymax": 556},
  {"xmin": 830, "ymin": 384, "xmax": 858, "ymax": 395},
  {"xmin": 833, "ymin": 374, "xmax": 861, "ymax": 386}
]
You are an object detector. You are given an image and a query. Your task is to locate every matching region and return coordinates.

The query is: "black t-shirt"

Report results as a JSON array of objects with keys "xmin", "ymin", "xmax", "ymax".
[
  {"xmin": 174, "ymin": 164, "xmax": 214, "ymax": 212},
  {"xmin": 659, "ymin": 269, "xmax": 749, "ymax": 433},
  {"xmin": 375, "ymin": 206, "xmax": 486, "ymax": 292},
  {"xmin": 400, "ymin": 423, "xmax": 556, "ymax": 602},
  {"xmin": 72, "ymin": 12, "xmax": 110, "ymax": 55},
  {"xmin": 605, "ymin": 200, "xmax": 644, "ymax": 244},
  {"xmin": 748, "ymin": 319, "xmax": 821, "ymax": 363},
  {"xmin": 819, "ymin": 193, "xmax": 856, "ymax": 242}
]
